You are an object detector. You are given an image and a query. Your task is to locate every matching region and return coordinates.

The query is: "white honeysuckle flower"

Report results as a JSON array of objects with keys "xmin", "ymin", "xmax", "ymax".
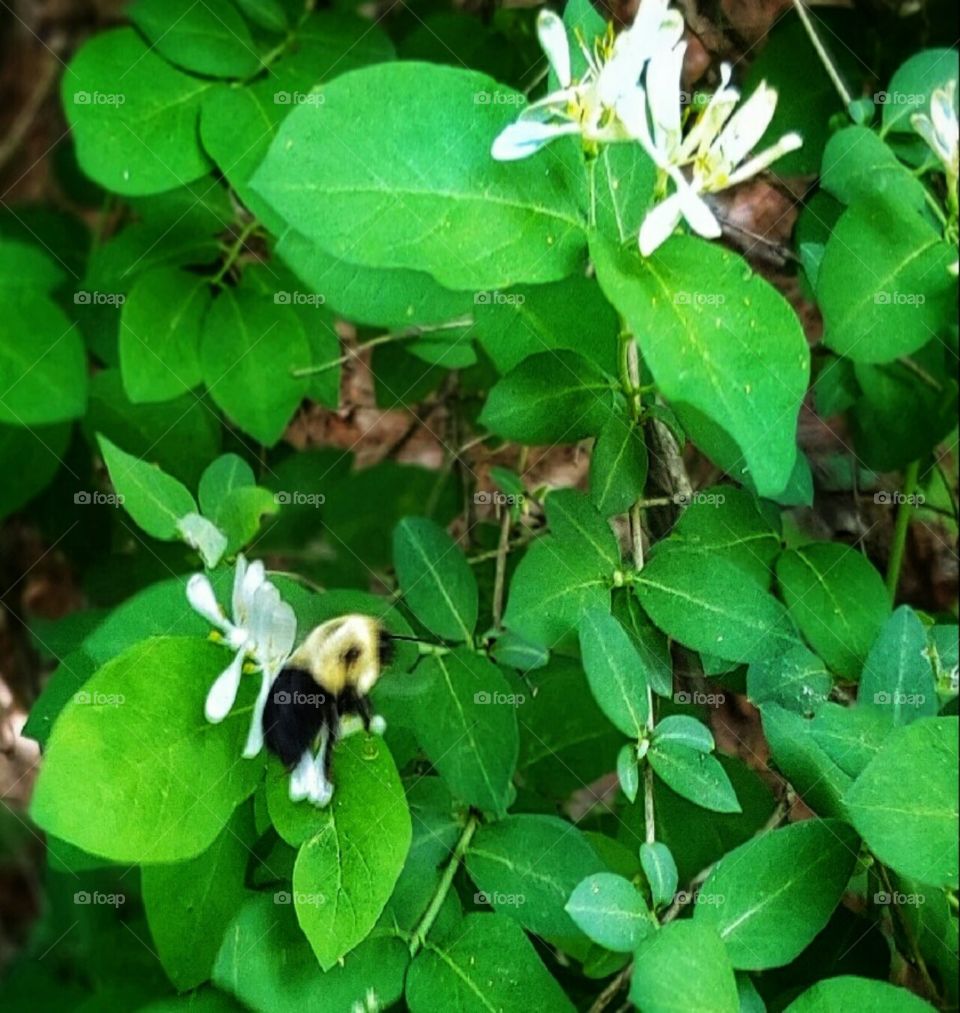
[
  {"xmin": 636, "ymin": 57, "xmax": 802, "ymax": 255},
  {"xmin": 912, "ymin": 80, "xmax": 959, "ymax": 178},
  {"xmin": 491, "ymin": 1, "xmax": 683, "ymax": 161},
  {"xmin": 187, "ymin": 555, "xmax": 297, "ymax": 756}
]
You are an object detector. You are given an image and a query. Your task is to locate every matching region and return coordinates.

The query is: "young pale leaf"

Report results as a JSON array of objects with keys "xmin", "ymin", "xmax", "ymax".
[
  {"xmin": 200, "ymin": 290, "xmax": 310, "ymax": 447},
  {"xmin": 252, "ymin": 63, "xmax": 588, "ymax": 291},
  {"xmin": 176, "ymin": 512, "xmax": 228, "ymax": 568},
  {"xmin": 635, "ymin": 546, "xmax": 798, "ymax": 663},
  {"xmin": 119, "ymin": 267, "xmax": 209, "ymax": 403},
  {"xmin": 694, "ymin": 818, "xmax": 860, "ymax": 969},
  {"xmin": 292, "ymin": 734, "xmax": 412, "ymax": 970},
  {"xmin": 393, "ymin": 517, "xmax": 478, "ymax": 642},
  {"xmin": 406, "ymin": 913, "xmax": 576, "ymax": 1012},
  {"xmin": 845, "ymin": 717, "xmax": 958, "ymax": 888},
  {"xmin": 61, "ymin": 29, "xmax": 212, "ymax": 195},
  {"xmin": 30, "ymin": 638, "xmax": 260, "ymax": 863},
  {"xmin": 579, "ymin": 608, "xmax": 650, "ymax": 737},
  {"xmin": 591, "ymin": 234, "xmax": 809, "ymax": 497},
  {"xmin": 590, "ymin": 415, "xmax": 649, "ymax": 517},
  {"xmin": 859, "ymin": 605, "xmax": 938, "ymax": 725},
  {"xmin": 630, "ymin": 920, "xmax": 739, "ymax": 1013},
  {"xmin": 786, "ymin": 976, "xmax": 937, "ymax": 1012},
  {"xmin": 776, "ymin": 542, "xmax": 889, "ymax": 679},
  {"xmin": 409, "ymin": 649, "xmax": 517, "ymax": 816},
  {"xmin": 565, "ymin": 873, "xmax": 652, "ymax": 952},
  {"xmin": 817, "ymin": 197, "xmax": 956, "ymax": 363},
  {"xmin": 0, "ymin": 297, "xmax": 87, "ymax": 425},
  {"xmin": 97, "ymin": 434, "xmax": 197, "ymax": 540},
  {"xmin": 648, "ymin": 742, "xmax": 741, "ymax": 814},
  {"xmin": 130, "ymin": 0, "xmax": 260, "ymax": 78},
  {"xmin": 479, "ymin": 351, "xmax": 620, "ymax": 445},
  {"xmin": 654, "ymin": 715, "xmax": 714, "ymax": 753},
  {"xmin": 142, "ymin": 805, "xmax": 254, "ymax": 991},
  {"xmin": 467, "ymin": 814, "xmax": 605, "ymax": 940},
  {"xmin": 639, "ymin": 841, "xmax": 678, "ymax": 908},
  {"xmin": 617, "ymin": 743, "xmax": 640, "ymax": 803},
  {"xmin": 214, "ymin": 894, "xmax": 409, "ymax": 1012}
]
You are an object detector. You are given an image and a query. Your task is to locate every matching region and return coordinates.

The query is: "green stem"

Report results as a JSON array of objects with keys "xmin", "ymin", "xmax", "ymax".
[
  {"xmin": 212, "ymin": 218, "xmax": 260, "ymax": 285},
  {"xmin": 409, "ymin": 814, "xmax": 479, "ymax": 956},
  {"xmin": 791, "ymin": 0, "xmax": 852, "ymax": 108},
  {"xmin": 885, "ymin": 460, "xmax": 920, "ymax": 604}
]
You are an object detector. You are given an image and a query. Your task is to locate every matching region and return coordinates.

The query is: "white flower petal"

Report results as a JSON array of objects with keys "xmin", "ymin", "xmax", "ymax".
[
  {"xmin": 241, "ymin": 670, "xmax": 273, "ymax": 758},
  {"xmin": 187, "ymin": 574, "xmax": 230, "ymax": 632},
  {"xmin": 726, "ymin": 131, "xmax": 803, "ymax": 186},
  {"xmin": 930, "ymin": 82, "xmax": 958, "ymax": 151},
  {"xmin": 675, "ymin": 181, "xmax": 722, "ymax": 238},
  {"xmin": 289, "ymin": 750, "xmax": 315, "ymax": 802},
  {"xmin": 369, "ymin": 715, "xmax": 387, "ymax": 736},
  {"xmin": 234, "ymin": 558, "xmax": 266, "ymax": 624},
  {"xmin": 647, "ymin": 42, "xmax": 686, "ymax": 154},
  {"xmin": 537, "ymin": 10, "xmax": 572, "ymax": 89},
  {"xmin": 639, "ymin": 192, "xmax": 685, "ymax": 255},
  {"xmin": 491, "ymin": 119, "xmax": 578, "ymax": 160},
  {"xmin": 249, "ymin": 583, "xmax": 297, "ymax": 673},
  {"xmin": 680, "ymin": 63, "xmax": 738, "ymax": 160},
  {"xmin": 716, "ymin": 81, "xmax": 779, "ymax": 169},
  {"xmin": 204, "ymin": 650, "xmax": 245, "ymax": 723}
]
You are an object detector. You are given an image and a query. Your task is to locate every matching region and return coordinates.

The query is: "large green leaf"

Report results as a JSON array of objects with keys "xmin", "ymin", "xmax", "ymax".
[
  {"xmin": 578, "ymin": 608, "xmax": 649, "ymax": 737},
  {"xmin": 694, "ymin": 819, "xmax": 860, "ymax": 969},
  {"xmin": 821, "ymin": 127, "xmax": 928, "ymax": 211},
  {"xmin": 408, "ymin": 649, "xmax": 518, "ymax": 816},
  {"xmin": 592, "ymin": 235, "xmax": 809, "ymax": 497},
  {"xmin": 0, "ymin": 296, "xmax": 87, "ymax": 425},
  {"xmin": 786, "ymin": 975, "xmax": 936, "ymax": 1011},
  {"xmin": 817, "ymin": 197, "xmax": 956, "ymax": 363},
  {"xmin": 776, "ymin": 542, "xmax": 889, "ymax": 679},
  {"xmin": 30, "ymin": 638, "xmax": 261, "ymax": 862},
  {"xmin": 292, "ymin": 735, "xmax": 411, "ymax": 970},
  {"xmin": 466, "ymin": 814, "xmax": 605, "ymax": 940},
  {"xmin": 405, "ymin": 913, "xmax": 576, "ymax": 1012},
  {"xmin": 635, "ymin": 546, "xmax": 798, "ymax": 663},
  {"xmin": 61, "ymin": 29, "xmax": 212, "ymax": 195},
  {"xmin": 393, "ymin": 517, "xmax": 478, "ymax": 642},
  {"xmin": 630, "ymin": 920, "xmax": 739, "ymax": 1013},
  {"xmin": 859, "ymin": 606, "xmax": 938, "ymax": 725},
  {"xmin": 252, "ymin": 62, "xmax": 588, "ymax": 291},
  {"xmin": 845, "ymin": 717, "xmax": 958, "ymax": 888}
]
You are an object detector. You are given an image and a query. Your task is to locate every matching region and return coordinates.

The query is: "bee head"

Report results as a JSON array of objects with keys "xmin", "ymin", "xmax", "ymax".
[{"xmin": 289, "ymin": 614, "xmax": 394, "ymax": 696}]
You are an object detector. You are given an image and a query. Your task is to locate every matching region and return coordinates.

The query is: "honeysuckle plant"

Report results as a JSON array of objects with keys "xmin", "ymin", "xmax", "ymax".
[{"xmin": 4, "ymin": 1, "xmax": 958, "ymax": 1011}]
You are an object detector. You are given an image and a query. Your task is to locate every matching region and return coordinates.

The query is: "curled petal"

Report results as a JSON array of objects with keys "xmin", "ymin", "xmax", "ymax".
[
  {"xmin": 673, "ymin": 179, "xmax": 722, "ymax": 238},
  {"xmin": 680, "ymin": 63, "xmax": 738, "ymax": 161},
  {"xmin": 491, "ymin": 119, "xmax": 579, "ymax": 161},
  {"xmin": 204, "ymin": 650, "xmax": 245, "ymax": 723},
  {"xmin": 717, "ymin": 81, "xmax": 779, "ymax": 169},
  {"xmin": 647, "ymin": 41, "xmax": 687, "ymax": 155},
  {"xmin": 930, "ymin": 81, "xmax": 958, "ymax": 151},
  {"xmin": 536, "ymin": 10, "xmax": 572, "ymax": 89},
  {"xmin": 726, "ymin": 131, "xmax": 803, "ymax": 186},
  {"xmin": 241, "ymin": 669, "xmax": 273, "ymax": 758},
  {"xmin": 187, "ymin": 574, "xmax": 230, "ymax": 632}
]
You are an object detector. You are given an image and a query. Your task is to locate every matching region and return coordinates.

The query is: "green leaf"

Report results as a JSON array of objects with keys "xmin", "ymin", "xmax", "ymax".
[
  {"xmin": 776, "ymin": 542, "xmax": 889, "ymax": 679},
  {"xmin": 200, "ymin": 289, "xmax": 310, "ymax": 446},
  {"xmin": 617, "ymin": 743, "xmax": 640, "ymax": 802},
  {"xmin": 639, "ymin": 842, "xmax": 678, "ymax": 909},
  {"xmin": 547, "ymin": 488, "xmax": 621, "ymax": 572},
  {"xmin": 635, "ymin": 546, "xmax": 798, "ymax": 664},
  {"xmin": 98, "ymin": 433, "xmax": 197, "ymax": 540},
  {"xmin": 565, "ymin": 872, "xmax": 652, "ymax": 952},
  {"xmin": 594, "ymin": 141, "xmax": 657, "ymax": 243},
  {"xmin": 821, "ymin": 126, "xmax": 929, "ymax": 211},
  {"xmin": 612, "ymin": 589, "xmax": 674, "ymax": 697},
  {"xmin": 579, "ymin": 608, "xmax": 650, "ymax": 737},
  {"xmin": 0, "ymin": 296, "xmax": 86, "ymax": 424},
  {"xmin": 817, "ymin": 198, "xmax": 956, "ymax": 363},
  {"xmin": 860, "ymin": 606, "xmax": 938, "ymax": 725},
  {"xmin": 747, "ymin": 643, "xmax": 832, "ymax": 716},
  {"xmin": 590, "ymin": 416, "xmax": 648, "ymax": 517},
  {"xmin": 393, "ymin": 517, "xmax": 478, "ymax": 642},
  {"xmin": 198, "ymin": 454, "xmax": 256, "ymax": 516},
  {"xmin": 654, "ymin": 715, "xmax": 714, "ymax": 753},
  {"xmin": 467, "ymin": 814, "xmax": 605, "ymax": 939},
  {"xmin": 479, "ymin": 350, "xmax": 620, "ymax": 444},
  {"xmin": 214, "ymin": 894, "xmax": 409, "ymax": 1012},
  {"xmin": 130, "ymin": 0, "xmax": 261, "ymax": 78},
  {"xmin": 592, "ymin": 234, "xmax": 809, "ymax": 497},
  {"xmin": 786, "ymin": 975, "xmax": 937, "ymax": 1011},
  {"xmin": 648, "ymin": 742, "xmax": 741, "ymax": 813},
  {"xmin": 61, "ymin": 29, "xmax": 212, "ymax": 195},
  {"xmin": 409, "ymin": 649, "xmax": 518, "ymax": 816},
  {"xmin": 630, "ymin": 920, "xmax": 739, "ymax": 1013},
  {"xmin": 405, "ymin": 913, "xmax": 576, "ymax": 1012},
  {"xmin": 253, "ymin": 63, "xmax": 587, "ymax": 291},
  {"xmin": 882, "ymin": 48, "xmax": 960, "ymax": 133},
  {"xmin": 845, "ymin": 717, "xmax": 958, "ymax": 888},
  {"xmin": 292, "ymin": 734, "xmax": 411, "ymax": 970},
  {"xmin": 233, "ymin": 0, "xmax": 287, "ymax": 31},
  {"xmin": 143, "ymin": 806, "xmax": 254, "ymax": 990},
  {"xmin": 694, "ymin": 819, "xmax": 860, "ymax": 969},
  {"xmin": 30, "ymin": 638, "xmax": 260, "ymax": 862},
  {"xmin": 0, "ymin": 422, "xmax": 71, "ymax": 517},
  {"xmin": 119, "ymin": 267, "xmax": 209, "ymax": 403}
]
